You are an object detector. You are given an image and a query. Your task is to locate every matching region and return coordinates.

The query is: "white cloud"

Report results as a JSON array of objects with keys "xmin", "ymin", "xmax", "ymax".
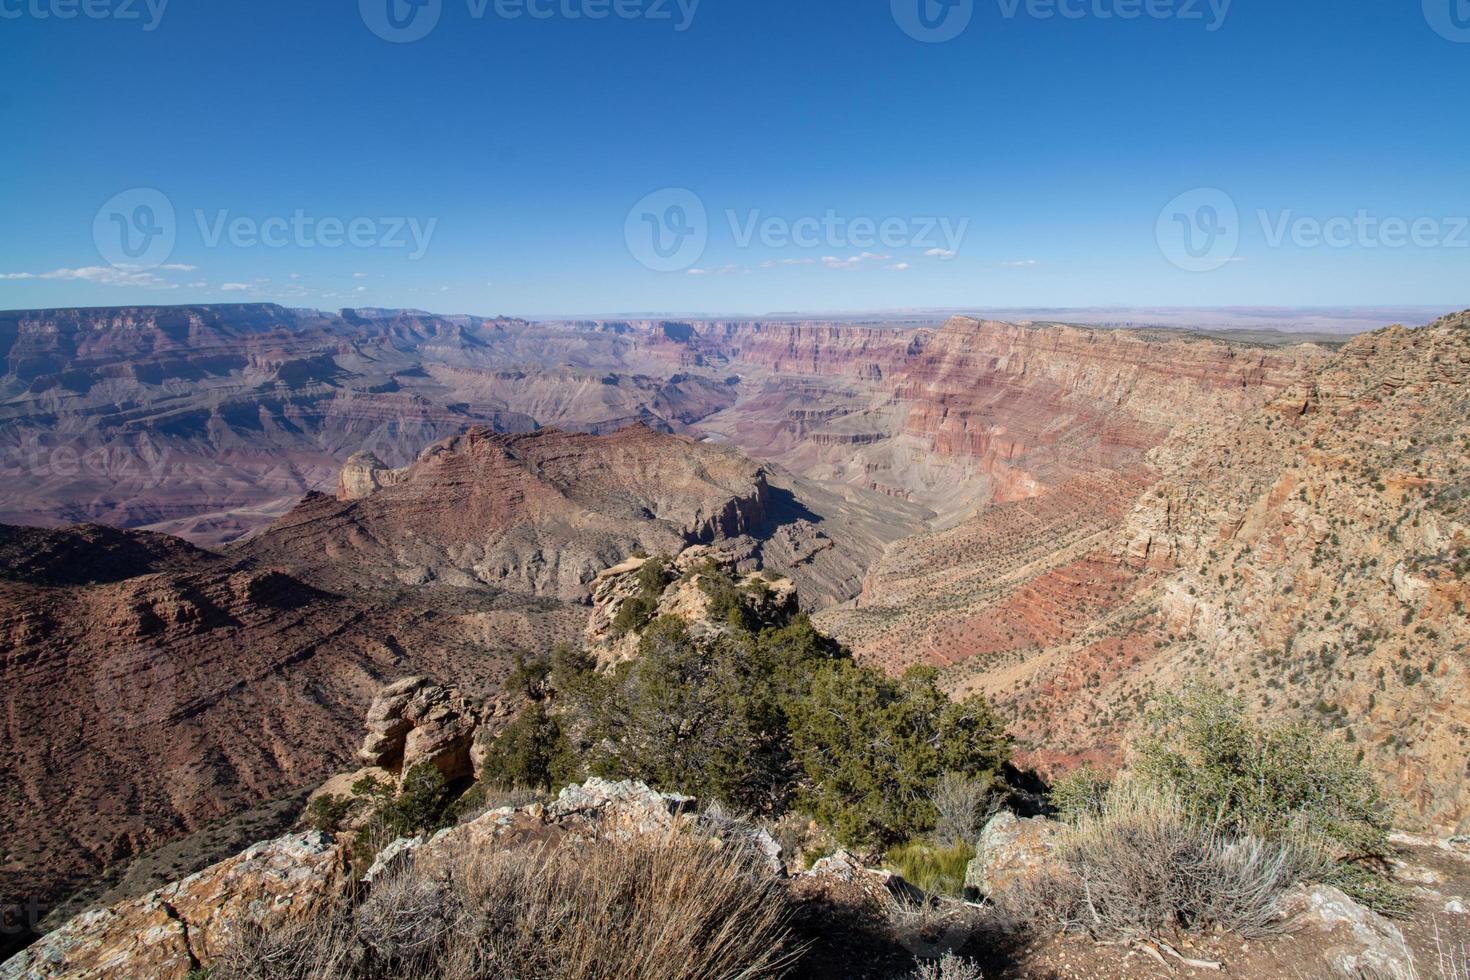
[
  {"xmin": 887, "ymin": 262, "xmax": 911, "ymax": 271},
  {"xmin": 353, "ymin": 272, "xmax": 368, "ymax": 279},
  {"xmin": 687, "ymin": 268, "xmax": 710, "ymax": 276},
  {"xmin": 1001, "ymin": 259, "xmax": 1039, "ymax": 268},
  {"xmin": 289, "ymin": 272, "xmax": 303, "ymax": 280},
  {"xmin": 185, "ymin": 281, "xmax": 208, "ymax": 288},
  {"xmin": 220, "ymin": 282, "xmax": 253, "ymax": 291},
  {"xmin": 1, "ymin": 264, "xmax": 199, "ymax": 289},
  {"xmin": 354, "ymin": 286, "xmax": 368, "ymax": 293},
  {"xmin": 924, "ymin": 248, "xmax": 957, "ymax": 259},
  {"xmin": 821, "ymin": 252, "xmax": 890, "ymax": 270},
  {"xmin": 759, "ymin": 257, "xmax": 817, "ymax": 269}
]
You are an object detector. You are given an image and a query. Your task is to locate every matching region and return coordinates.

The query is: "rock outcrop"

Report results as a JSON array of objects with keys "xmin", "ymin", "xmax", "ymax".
[
  {"xmin": 584, "ymin": 546, "xmax": 798, "ymax": 666},
  {"xmin": 1, "ymin": 833, "xmax": 344, "ymax": 980},
  {"xmin": 357, "ymin": 676, "xmax": 479, "ymax": 782}
]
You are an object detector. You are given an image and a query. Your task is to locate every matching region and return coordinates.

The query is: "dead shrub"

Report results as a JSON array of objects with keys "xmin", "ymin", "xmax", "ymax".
[
  {"xmin": 930, "ymin": 773, "xmax": 1004, "ymax": 848},
  {"xmin": 1010, "ymin": 781, "xmax": 1302, "ymax": 942},
  {"xmin": 906, "ymin": 951, "xmax": 985, "ymax": 980},
  {"xmin": 216, "ymin": 827, "xmax": 799, "ymax": 980}
]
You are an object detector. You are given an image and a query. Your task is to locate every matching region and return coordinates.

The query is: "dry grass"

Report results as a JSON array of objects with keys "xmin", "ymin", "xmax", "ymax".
[
  {"xmin": 1007, "ymin": 780, "xmax": 1303, "ymax": 942},
  {"xmin": 218, "ymin": 828, "xmax": 800, "ymax": 979}
]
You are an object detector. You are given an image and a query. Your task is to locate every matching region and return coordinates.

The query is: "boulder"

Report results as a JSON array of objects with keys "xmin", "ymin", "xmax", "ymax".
[
  {"xmin": 336, "ymin": 451, "xmax": 405, "ymax": 501},
  {"xmin": 963, "ymin": 811, "xmax": 1063, "ymax": 898},
  {"xmin": 357, "ymin": 676, "xmax": 478, "ymax": 782},
  {"xmin": 1277, "ymin": 884, "xmax": 1417, "ymax": 980},
  {"xmin": 1, "ymin": 833, "xmax": 344, "ymax": 980}
]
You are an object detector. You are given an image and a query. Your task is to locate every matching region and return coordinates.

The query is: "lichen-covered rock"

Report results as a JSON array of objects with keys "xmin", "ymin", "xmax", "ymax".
[
  {"xmin": 1, "ymin": 833, "xmax": 344, "ymax": 980},
  {"xmin": 547, "ymin": 777, "xmax": 696, "ymax": 831},
  {"xmin": 1277, "ymin": 884, "xmax": 1417, "ymax": 980},
  {"xmin": 963, "ymin": 811, "xmax": 1063, "ymax": 898}
]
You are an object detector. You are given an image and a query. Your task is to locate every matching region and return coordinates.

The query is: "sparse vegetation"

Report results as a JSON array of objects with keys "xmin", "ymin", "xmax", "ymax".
[
  {"xmin": 1013, "ymin": 780, "xmax": 1305, "ymax": 941},
  {"xmin": 1133, "ymin": 685, "xmax": 1397, "ymax": 910},
  {"xmin": 217, "ymin": 827, "xmax": 797, "ymax": 980}
]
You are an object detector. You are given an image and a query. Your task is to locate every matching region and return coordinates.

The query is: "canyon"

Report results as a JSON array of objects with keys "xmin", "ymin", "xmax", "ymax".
[{"xmin": 1, "ymin": 302, "xmax": 1467, "ymax": 959}]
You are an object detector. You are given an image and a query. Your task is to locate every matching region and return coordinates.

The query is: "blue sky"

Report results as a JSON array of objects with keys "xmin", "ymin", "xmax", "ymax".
[{"xmin": 2, "ymin": 0, "xmax": 1467, "ymax": 316}]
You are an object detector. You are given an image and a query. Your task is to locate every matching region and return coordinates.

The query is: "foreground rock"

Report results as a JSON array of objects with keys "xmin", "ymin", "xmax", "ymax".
[
  {"xmin": 369, "ymin": 777, "xmax": 782, "ymax": 883},
  {"xmin": 1, "ymin": 833, "xmax": 343, "ymax": 980},
  {"xmin": 1278, "ymin": 885, "xmax": 1417, "ymax": 980},
  {"xmin": 0, "ymin": 780, "xmax": 775, "ymax": 979},
  {"xmin": 963, "ymin": 811, "xmax": 1063, "ymax": 900}
]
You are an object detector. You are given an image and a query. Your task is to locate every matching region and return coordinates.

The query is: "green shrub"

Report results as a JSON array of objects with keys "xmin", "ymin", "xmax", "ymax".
[
  {"xmin": 788, "ymin": 664, "xmax": 1010, "ymax": 849},
  {"xmin": 1133, "ymin": 684, "xmax": 1398, "ymax": 911},
  {"xmin": 698, "ymin": 568, "xmax": 758, "ymax": 631},
  {"xmin": 478, "ymin": 701, "xmax": 578, "ymax": 792},
  {"xmin": 373, "ymin": 763, "xmax": 457, "ymax": 839},
  {"xmin": 304, "ymin": 793, "xmax": 354, "ymax": 834},
  {"xmin": 573, "ymin": 616, "xmax": 797, "ymax": 812},
  {"xmin": 611, "ymin": 556, "xmax": 671, "ymax": 637},
  {"xmin": 1049, "ymin": 765, "xmax": 1110, "ymax": 823}
]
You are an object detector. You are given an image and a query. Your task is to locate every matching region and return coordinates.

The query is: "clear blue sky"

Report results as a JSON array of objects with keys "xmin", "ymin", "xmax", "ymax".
[{"xmin": 2, "ymin": 0, "xmax": 1467, "ymax": 315}]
